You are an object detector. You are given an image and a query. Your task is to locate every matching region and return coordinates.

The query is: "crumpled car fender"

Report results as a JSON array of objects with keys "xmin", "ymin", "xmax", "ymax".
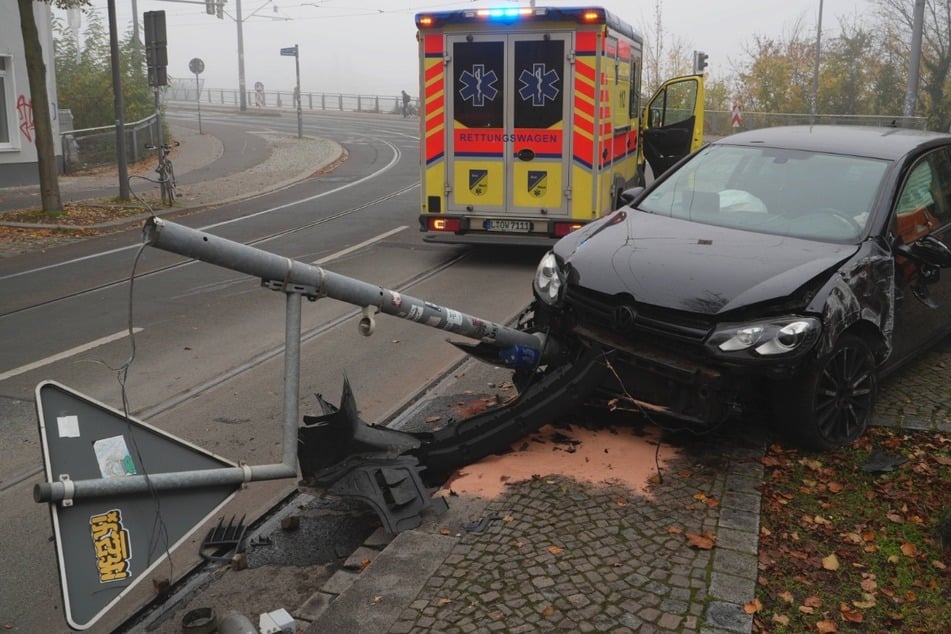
[{"xmin": 805, "ymin": 243, "xmax": 894, "ymax": 360}]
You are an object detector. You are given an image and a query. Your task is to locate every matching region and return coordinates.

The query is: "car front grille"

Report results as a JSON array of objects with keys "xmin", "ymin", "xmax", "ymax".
[{"xmin": 565, "ymin": 285, "xmax": 714, "ymax": 345}]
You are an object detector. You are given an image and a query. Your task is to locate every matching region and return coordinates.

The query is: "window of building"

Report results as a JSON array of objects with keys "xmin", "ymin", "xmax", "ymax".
[{"xmin": 0, "ymin": 56, "xmax": 14, "ymax": 147}]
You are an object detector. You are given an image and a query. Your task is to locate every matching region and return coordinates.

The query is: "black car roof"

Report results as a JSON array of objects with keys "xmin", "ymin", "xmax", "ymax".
[{"xmin": 713, "ymin": 125, "xmax": 951, "ymax": 161}]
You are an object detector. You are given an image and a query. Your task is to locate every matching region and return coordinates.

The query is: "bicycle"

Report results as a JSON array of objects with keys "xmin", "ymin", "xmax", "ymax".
[{"xmin": 145, "ymin": 141, "xmax": 180, "ymax": 206}]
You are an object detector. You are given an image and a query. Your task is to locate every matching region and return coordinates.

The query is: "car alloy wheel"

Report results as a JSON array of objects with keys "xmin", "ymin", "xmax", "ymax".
[{"xmin": 776, "ymin": 333, "xmax": 878, "ymax": 450}]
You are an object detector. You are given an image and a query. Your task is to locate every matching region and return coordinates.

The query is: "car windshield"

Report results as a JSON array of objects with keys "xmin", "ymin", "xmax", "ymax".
[{"xmin": 638, "ymin": 144, "xmax": 890, "ymax": 242}]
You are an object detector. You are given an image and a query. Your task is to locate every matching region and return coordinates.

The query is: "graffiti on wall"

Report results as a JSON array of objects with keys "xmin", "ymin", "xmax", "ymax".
[{"xmin": 17, "ymin": 95, "xmax": 35, "ymax": 143}]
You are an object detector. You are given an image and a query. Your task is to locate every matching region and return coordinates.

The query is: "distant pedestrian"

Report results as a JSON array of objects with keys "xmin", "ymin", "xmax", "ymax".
[{"xmin": 401, "ymin": 90, "xmax": 411, "ymax": 118}]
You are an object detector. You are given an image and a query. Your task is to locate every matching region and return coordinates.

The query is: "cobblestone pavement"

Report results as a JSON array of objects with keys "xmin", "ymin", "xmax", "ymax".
[
  {"xmin": 874, "ymin": 336, "xmax": 951, "ymax": 430},
  {"xmin": 304, "ymin": 400, "xmax": 769, "ymax": 634},
  {"xmin": 389, "ymin": 435, "xmax": 766, "ymax": 634}
]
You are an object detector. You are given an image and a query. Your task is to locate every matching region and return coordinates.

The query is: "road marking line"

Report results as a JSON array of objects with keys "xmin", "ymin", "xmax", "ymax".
[
  {"xmin": 313, "ymin": 226, "xmax": 407, "ymax": 265},
  {"xmin": 0, "ymin": 328, "xmax": 143, "ymax": 382}
]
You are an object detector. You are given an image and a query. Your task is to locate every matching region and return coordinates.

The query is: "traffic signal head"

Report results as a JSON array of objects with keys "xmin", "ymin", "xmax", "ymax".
[
  {"xmin": 144, "ymin": 11, "xmax": 168, "ymax": 87},
  {"xmin": 693, "ymin": 51, "xmax": 709, "ymax": 74}
]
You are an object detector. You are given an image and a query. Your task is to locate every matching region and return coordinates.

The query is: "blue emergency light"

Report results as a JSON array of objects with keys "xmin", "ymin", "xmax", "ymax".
[{"xmin": 416, "ymin": 6, "xmax": 613, "ymax": 30}]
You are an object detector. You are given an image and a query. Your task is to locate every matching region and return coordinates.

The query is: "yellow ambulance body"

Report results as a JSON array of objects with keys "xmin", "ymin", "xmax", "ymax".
[{"xmin": 415, "ymin": 6, "xmax": 704, "ymax": 245}]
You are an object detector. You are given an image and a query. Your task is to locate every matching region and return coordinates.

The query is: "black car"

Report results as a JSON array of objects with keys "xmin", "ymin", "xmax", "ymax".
[{"xmin": 530, "ymin": 125, "xmax": 951, "ymax": 449}]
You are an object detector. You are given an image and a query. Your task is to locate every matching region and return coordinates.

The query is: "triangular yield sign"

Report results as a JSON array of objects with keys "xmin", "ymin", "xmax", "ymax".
[{"xmin": 35, "ymin": 381, "xmax": 240, "ymax": 631}]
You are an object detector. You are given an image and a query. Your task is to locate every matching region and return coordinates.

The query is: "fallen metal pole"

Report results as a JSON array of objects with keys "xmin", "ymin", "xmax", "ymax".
[
  {"xmin": 35, "ymin": 216, "xmax": 552, "ymax": 506},
  {"xmin": 142, "ymin": 216, "xmax": 553, "ymax": 364}
]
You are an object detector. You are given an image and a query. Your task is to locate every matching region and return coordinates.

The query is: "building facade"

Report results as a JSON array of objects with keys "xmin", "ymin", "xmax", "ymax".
[{"xmin": 1, "ymin": 1, "xmax": 61, "ymax": 187}]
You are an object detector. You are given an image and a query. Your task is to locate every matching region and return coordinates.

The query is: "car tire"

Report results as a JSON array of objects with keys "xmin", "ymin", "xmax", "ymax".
[{"xmin": 773, "ymin": 333, "xmax": 877, "ymax": 451}]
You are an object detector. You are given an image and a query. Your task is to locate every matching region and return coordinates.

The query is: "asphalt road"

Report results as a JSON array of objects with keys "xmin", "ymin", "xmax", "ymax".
[{"xmin": 0, "ymin": 109, "xmax": 545, "ymax": 632}]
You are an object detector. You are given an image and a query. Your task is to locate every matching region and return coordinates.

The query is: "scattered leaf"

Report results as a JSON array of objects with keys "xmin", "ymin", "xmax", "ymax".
[
  {"xmin": 685, "ymin": 531, "xmax": 717, "ymax": 550},
  {"xmin": 547, "ymin": 545, "xmax": 564, "ymax": 556},
  {"xmin": 771, "ymin": 613, "xmax": 790, "ymax": 626},
  {"xmin": 816, "ymin": 618, "xmax": 838, "ymax": 632},
  {"xmin": 738, "ymin": 597, "xmax": 759, "ymax": 615},
  {"xmin": 900, "ymin": 542, "xmax": 917, "ymax": 557},
  {"xmin": 841, "ymin": 607, "xmax": 864, "ymax": 623},
  {"xmin": 822, "ymin": 553, "xmax": 840, "ymax": 571}
]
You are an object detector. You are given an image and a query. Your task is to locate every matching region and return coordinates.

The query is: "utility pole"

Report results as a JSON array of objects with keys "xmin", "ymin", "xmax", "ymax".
[
  {"xmin": 131, "ymin": 0, "xmax": 140, "ymax": 49},
  {"xmin": 107, "ymin": 0, "xmax": 129, "ymax": 200},
  {"xmin": 903, "ymin": 0, "xmax": 926, "ymax": 118}
]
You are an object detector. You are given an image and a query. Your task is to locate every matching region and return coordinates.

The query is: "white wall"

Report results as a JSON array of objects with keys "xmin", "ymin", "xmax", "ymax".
[{"xmin": 0, "ymin": 1, "xmax": 60, "ymax": 186}]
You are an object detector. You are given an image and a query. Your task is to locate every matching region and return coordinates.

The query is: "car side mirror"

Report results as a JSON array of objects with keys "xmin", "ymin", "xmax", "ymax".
[
  {"xmin": 897, "ymin": 234, "xmax": 951, "ymax": 268},
  {"xmin": 619, "ymin": 186, "xmax": 645, "ymax": 206}
]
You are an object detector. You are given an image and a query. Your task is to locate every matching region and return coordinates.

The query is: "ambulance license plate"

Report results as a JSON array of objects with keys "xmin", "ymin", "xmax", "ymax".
[{"xmin": 484, "ymin": 219, "xmax": 531, "ymax": 233}]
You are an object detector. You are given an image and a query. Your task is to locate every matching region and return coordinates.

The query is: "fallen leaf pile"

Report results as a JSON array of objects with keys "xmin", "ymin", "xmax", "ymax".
[{"xmin": 754, "ymin": 427, "xmax": 950, "ymax": 633}]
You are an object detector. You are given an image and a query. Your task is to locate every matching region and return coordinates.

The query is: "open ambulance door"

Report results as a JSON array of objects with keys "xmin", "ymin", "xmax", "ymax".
[{"xmin": 638, "ymin": 74, "xmax": 705, "ymax": 181}]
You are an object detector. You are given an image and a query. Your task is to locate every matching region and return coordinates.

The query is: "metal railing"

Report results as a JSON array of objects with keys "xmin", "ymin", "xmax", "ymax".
[
  {"xmin": 704, "ymin": 110, "xmax": 928, "ymax": 136},
  {"xmin": 60, "ymin": 114, "xmax": 161, "ymax": 174},
  {"xmin": 163, "ymin": 81, "xmax": 931, "ymax": 132},
  {"xmin": 165, "ymin": 77, "xmax": 416, "ymax": 116},
  {"xmin": 167, "ymin": 84, "xmax": 413, "ymax": 116}
]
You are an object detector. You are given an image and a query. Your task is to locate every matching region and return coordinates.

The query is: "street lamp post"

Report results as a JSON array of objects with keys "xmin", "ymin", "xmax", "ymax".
[
  {"xmin": 237, "ymin": 0, "xmax": 247, "ymax": 111},
  {"xmin": 810, "ymin": 0, "xmax": 824, "ymax": 125}
]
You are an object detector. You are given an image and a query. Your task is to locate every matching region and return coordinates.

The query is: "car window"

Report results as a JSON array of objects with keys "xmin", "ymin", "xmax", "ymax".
[
  {"xmin": 893, "ymin": 150, "xmax": 951, "ymax": 243},
  {"xmin": 929, "ymin": 148, "xmax": 951, "ymax": 223},
  {"xmin": 638, "ymin": 144, "xmax": 888, "ymax": 242},
  {"xmin": 649, "ymin": 80, "xmax": 697, "ymax": 128}
]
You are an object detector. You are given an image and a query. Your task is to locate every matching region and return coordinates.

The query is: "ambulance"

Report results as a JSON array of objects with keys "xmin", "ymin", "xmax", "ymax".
[{"xmin": 415, "ymin": 5, "xmax": 705, "ymax": 244}]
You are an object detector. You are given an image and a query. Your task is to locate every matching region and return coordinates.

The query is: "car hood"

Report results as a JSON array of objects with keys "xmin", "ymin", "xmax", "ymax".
[{"xmin": 555, "ymin": 209, "xmax": 859, "ymax": 315}]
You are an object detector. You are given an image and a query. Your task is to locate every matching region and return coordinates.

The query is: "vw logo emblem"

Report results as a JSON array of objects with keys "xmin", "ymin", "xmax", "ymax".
[{"xmin": 611, "ymin": 304, "xmax": 637, "ymax": 332}]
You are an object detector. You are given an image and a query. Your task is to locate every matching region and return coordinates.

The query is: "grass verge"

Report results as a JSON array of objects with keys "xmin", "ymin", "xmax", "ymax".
[{"xmin": 753, "ymin": 427, "xmax": 950, "ymax": 633}]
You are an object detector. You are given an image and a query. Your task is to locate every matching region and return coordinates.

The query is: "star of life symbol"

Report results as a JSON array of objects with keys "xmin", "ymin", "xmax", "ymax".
[
  {"xmin": 459, "ymin": 64, "xmax": 499, "ymax": 107},
  {"xmin": 519, "ymin": 63, "xmax": 560, "ymax": 106}
]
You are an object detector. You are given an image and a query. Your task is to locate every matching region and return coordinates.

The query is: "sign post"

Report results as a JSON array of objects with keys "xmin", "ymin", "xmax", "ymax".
[
  {"xmin": 189, "ymin": 57, "xmax": 205, "ymax": 134},
  {"xmin": 281, "ymin": 45, "xmax": 302, "ymax": 139},
  {"xmin": 731, "ymin": 101, "xmax": 743, "ymax": 131}
]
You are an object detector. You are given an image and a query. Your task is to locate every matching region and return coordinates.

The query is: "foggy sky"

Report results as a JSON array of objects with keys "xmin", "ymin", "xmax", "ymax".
[{"xmin": 59, "ymin": 0, "xmax": 870, "ymax": 99}]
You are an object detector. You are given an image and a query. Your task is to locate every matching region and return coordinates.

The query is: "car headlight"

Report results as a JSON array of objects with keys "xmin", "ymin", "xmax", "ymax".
[
  {"xmin": 707, "ymin": 317, "xmax": 821, "ymax": 358},
  {"xmin": 533, "ymin": 251, "xmax": 565, "ymax": 306}
]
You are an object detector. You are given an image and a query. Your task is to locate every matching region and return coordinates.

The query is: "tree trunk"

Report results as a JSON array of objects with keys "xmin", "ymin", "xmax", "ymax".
[{"xmin": 17, "ymin": 0, "xmax": 63, "ymax": 213}]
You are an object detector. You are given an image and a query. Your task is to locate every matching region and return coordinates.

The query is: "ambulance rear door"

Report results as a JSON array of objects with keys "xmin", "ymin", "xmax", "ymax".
[{"xmin": 447, "ymin": 31, "xmax": 572, "ymax": 230}]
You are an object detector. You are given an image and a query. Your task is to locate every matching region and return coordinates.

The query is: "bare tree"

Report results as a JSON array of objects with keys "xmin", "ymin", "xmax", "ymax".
[
  {"xmin": 16, "ymin": 0, "xmax": 89, "ymax": 214},
  {"xmin": 640, "ymin": 0, "xmax": 693, "ymax": 96}
]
